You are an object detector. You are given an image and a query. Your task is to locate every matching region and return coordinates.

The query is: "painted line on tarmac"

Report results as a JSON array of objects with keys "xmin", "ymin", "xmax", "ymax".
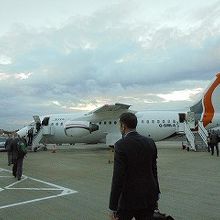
[
  {"xmin": 0, "ymin": 168, "xmax": 12, "ymax": 178},
  {"xmin": 0, "ymin": 168, "xmax": 78, "ymax": 210}
]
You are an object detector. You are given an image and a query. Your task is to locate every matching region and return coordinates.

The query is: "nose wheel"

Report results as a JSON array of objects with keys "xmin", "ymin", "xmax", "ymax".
[{"xmin": 33, "ymin": 145, "xmax": 47, "ymax": 152}]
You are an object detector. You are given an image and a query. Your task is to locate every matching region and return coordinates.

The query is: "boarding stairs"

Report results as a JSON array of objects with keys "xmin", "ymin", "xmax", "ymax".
[
  {"xmin": 195, "ymin": 121, "xmax": 208, "ymax": 151},
  {"xmin": 31, "ymin": 126, "xmax": 54, "ymax": 151},
  {"xmin": 180, "ymin": 121, "xmax": 208, "ymax": 152}
]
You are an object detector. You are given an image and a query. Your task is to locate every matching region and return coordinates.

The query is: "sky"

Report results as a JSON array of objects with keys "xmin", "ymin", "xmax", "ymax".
[{"xmin": 0, "ymin": 0, "xmax": 220, "ymax": 130}]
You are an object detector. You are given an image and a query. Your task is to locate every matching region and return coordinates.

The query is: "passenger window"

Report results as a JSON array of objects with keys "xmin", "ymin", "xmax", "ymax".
[
  {"xmin": 157, "ymin": 120, "xmax": 160, "ymax": 123},
  {"xmin": 99, "ymin": 122, "xmax": 102, "ymax": 125},
  {"xmin": 56, "ymin": 123, "xmax": 58, "ymax": 126},
  {"xmin": 173, "ymin": 120, "xmax": 176, "ymax": 123},
  {"xmin": 109, "ymin": 121, "xmax": 112, "ymax": 124},
  {"xmin": 152, "ymin": 120, "xmax": 154, "ymax": 123},
  {"xmin": 104, "ymin": 121, "xmax": 106, "ymax": 125},
  {"xmin": 146, "ymin": 120, "xmax": 149, "ymax": 124},
  {"xmin": 162, "ymin": 120, "xmax": 165, "ymax": 123},
  {"xmin": 114, "ymin": 121, "xmax": 117, "ymax": 125},
  {"xmin": 60, "ymin": 122, "xmax": 63, "ymax": 126},
  {"xmin": 141, "ymin": 120, "xmax": 144, "ymax": 123},
  {"xmin": 51, "ymin": 123, "xmax": 54, "ymax": 126},
  {"xmin": 168, "ymin": 120, "xmax": 170, "ymax": 123}
]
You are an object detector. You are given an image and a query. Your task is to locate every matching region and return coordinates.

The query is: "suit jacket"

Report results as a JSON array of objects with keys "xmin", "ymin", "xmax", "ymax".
[
  {"xmin": 109, "ymin": 131, "xmax": 160, "ymax": 211},
  {"xmin": 10, "ymin": 138, "xmax": 19, "ymax": 163}
]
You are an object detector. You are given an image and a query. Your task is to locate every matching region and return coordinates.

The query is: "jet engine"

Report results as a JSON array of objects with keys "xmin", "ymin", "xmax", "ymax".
[{"xmin": 64, "ymin": 121, "xmax": 99, "ymax": 138}]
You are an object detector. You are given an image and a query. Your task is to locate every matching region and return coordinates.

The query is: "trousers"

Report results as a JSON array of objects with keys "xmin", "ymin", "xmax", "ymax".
[
  {"xmin": 12, "ymin": 157, "xmax": 24, "ymax": 179},
  {"xmin": 210, "ymin": 143, "xmax": 219, "ymax": 156}
]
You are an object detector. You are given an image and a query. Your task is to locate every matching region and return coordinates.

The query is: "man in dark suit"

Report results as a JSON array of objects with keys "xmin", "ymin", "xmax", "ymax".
[{"xmin": 109, "ymin": 112, "xmax": 160, "ymax": 220}]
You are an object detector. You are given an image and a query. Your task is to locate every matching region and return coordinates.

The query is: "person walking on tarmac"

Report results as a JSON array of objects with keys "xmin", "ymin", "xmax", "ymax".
[
  {"xmin": 36, "ymin": 121, "xmax": 41, "ymax": 133},
  {"xmin": 207, "ymin": 130, "xmax": 211, "ymax": 152},
  {"xmin": 11, "ymin": 135, "xmax": 27, "ymax": 180},
  {"xmin": 27, "ymin": 127, "xmax": 34, "ymax": 146},
  {"xmin": 109, "ymin": 113, "xmax": 160, "ymax": 220},
  {"xmin": 210, "ymin": 131, "xmax": 219, "ymax": 157},
  {"xmin": 4, "ymin": 134, "xmax": 14, "ymax": 166}
]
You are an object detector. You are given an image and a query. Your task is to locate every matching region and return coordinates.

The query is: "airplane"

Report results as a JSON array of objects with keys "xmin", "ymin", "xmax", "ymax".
[{"xmin": 17, "ymin": 73, "xmax": 220, "ymax": 151}]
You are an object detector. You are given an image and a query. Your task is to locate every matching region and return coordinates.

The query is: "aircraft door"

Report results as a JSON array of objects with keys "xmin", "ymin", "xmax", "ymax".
[
  {"xmin": 178, "ymin": 113, "xmax": 186, "ymax": 123},
  {"xmin": 42, "ymin": 117, "xmax": 50, "ymax": 126}
]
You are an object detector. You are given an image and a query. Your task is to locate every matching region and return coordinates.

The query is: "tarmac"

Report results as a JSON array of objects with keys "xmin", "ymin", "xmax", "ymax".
[{"xmin": 0, "ymin": 140, "xmax": 220, "ymax": 220}]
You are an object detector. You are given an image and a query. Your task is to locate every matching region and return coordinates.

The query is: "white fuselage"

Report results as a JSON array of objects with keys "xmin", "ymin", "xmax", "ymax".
[
  {"xmin": 17, "ymin": 74, "xmax": 220, "ymax": 147},
  {"xmin": 18, "ymin": 110, "xmax": 180, "ymax": 145}
]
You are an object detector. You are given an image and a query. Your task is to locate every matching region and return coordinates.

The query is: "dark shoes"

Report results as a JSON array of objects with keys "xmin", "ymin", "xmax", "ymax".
[{"xmin": 13, "ymin": 174, "xmax": 21, "ymax": 180}]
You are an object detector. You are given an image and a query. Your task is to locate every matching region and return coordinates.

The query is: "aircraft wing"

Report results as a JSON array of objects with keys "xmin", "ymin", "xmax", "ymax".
[
  {"xmin": 82, "ymin": 103, "xmax": 134, "ymax": 146},
  {"xmin": 87, "ymin": 103, "xmax": 131, "ymax": 115}
]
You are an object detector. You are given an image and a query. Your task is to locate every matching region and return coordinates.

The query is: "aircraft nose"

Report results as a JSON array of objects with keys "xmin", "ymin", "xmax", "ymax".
[{"xmin": 17, "ymin": 127, "xmax": 27, "ymax": 137}]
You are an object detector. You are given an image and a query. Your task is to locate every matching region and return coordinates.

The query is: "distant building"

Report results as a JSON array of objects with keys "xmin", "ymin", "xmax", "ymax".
[
  {"xmin": 0, "ymin": 129, "xmax": 17, "ymax": 136},
  {"xmin": 0, "ymin": 129, "xmax": 4, "ymax": 135}
]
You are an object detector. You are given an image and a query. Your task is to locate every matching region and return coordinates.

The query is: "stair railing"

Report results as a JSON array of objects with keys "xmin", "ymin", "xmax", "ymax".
[
  {"xmin": 184, "ymin": 121, "xmax": 196, "ymax": 151},
  {"xmin": 198, "ymin": 121, "xmax": 208, "ymax": 148},
  {"xmin": 31, "ymin": 127, "xmax": 44, "ymax": 151}
]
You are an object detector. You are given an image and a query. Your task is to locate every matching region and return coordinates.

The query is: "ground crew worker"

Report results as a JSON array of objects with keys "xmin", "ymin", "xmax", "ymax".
[
  {"xmin": 36, "ymin": 121, "xmax": 41, "ymax": 133},
  {"xmin": 27, "ymin": 127, "xmax": 34, "ymax": 146},
  {"xmin": 210, "ymin": 131, "xmax": 219, "ymax": 157}
]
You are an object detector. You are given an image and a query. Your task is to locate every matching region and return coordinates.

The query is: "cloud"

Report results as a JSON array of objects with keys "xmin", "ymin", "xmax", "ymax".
[
  {"xmin": 0, "ymin": 55, "xmax": 12, "ymax": 65},
  {"xmin": 157, "ymin": 88, "xmax": 203, "ymax": 102},
  {"xmin": 0, "ymin": 72, "xmax": 32, "ymax": 81},
  {"xmin": 15, "ymin": 72, "xmax": 32, "ymax": 80},
  {"xmin": 0, "ymin": 73, "xmax": 10, "ymax": 80},
  {"xmin": 0, "ymin": 0, "xmax": 220, "ymax": 129}
]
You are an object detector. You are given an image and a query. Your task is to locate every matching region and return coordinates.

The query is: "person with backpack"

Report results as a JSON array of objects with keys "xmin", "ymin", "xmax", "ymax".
[
  {"xmin": 4, "ymin": 134, "xmax": 14, "ymax": 166},
  {"xmin": 11, "ymin": 135, "xmax": 27, "ymax": 181}
]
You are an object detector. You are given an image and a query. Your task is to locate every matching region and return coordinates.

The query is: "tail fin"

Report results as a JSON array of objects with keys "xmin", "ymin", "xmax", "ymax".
[{"xmin": 190, "ymin": 73, "xmax": 220, "ymax": 127}]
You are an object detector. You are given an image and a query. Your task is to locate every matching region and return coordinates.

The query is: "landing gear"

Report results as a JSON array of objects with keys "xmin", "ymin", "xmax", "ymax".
[
  {"xmin": 108, "ymin": 145, "xmax": 114, "ymax": 164},
  {"xmin": 182, "ymin": 141, "xmax": 186, "ymax": 150},
  {"xmin": 33, "ymin": 145, "xmax": 47, "ymax": 152}
]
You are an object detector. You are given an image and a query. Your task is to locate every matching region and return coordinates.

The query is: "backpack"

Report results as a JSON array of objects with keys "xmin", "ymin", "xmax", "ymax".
[{"xmin": 17, "ymin": 140, "xmax": 27, "ymax": 156}]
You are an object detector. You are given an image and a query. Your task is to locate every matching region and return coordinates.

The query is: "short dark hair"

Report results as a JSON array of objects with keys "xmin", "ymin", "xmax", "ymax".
[{"xmin": 119, "ymin": 112, "xmax": 137, "ymax": 129}]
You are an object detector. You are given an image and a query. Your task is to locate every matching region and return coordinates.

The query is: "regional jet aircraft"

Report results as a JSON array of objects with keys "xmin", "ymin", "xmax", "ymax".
[{"xmin": 17, "ymin": 73, "xmax": 220, "ymax": 151}]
